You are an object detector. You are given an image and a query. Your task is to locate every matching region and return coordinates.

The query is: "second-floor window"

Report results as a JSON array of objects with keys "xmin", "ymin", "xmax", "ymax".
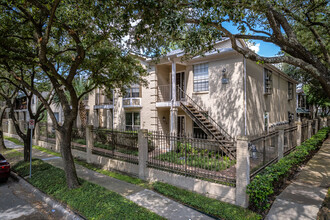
[
  {"xmin": 264, "ymin": 68, "xmax": 272, "ymax": 95},
  {"xmin": 125, "ymin": 85, "xmax": 140, "ymax": 98},
  {"xmin": 288, "ymin": 82, "xmax": 293, "ymax": 100},
  {"xmin": 193, "ymin": 63, "xmax": 209, "ymax": 92}
]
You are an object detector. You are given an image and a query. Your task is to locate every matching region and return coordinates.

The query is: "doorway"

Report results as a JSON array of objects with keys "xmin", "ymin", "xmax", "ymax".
[
  {"xmin": 177, "ymin": 115, "xmax": 185, "ymax": 137},
  {"xmin": 176, "ymin": 72, "xmax": 185, "ymax": 101}
]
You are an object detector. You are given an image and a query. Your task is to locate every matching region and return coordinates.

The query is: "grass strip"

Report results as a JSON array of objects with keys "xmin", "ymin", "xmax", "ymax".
[
  {"xmin": 6, "ymin": 136, "xmax": 261, "ymax": 220},
  {"xmin": 4, "ymin": 136, "xmax": 23, "ymax": 145},
  {"xmin": 152, "ymin": 181, "xmax": 261, "ymax": 220},
  {"xmin": 12, "ymin": 159, "xmax": 163, "ymax": 220}
]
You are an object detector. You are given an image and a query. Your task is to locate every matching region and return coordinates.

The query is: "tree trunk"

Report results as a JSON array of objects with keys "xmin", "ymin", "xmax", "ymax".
[
  {"xmin": 78, "ymin": 101, "xmax": 87, "ymax": 128},
  {"xmin": 58, "ymin": 126, "xmax": 80, "ymax": 189},
  {"xmin": 23, "ymin": 129, "xmax": 31, "ymax": 162},
  {"xmin": 0, "ymin": 107, "xmax": 6, "ymax": 150}
]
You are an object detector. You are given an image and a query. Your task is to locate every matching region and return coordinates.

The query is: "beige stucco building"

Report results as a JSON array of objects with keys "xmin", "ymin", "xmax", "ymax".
[{"xmin": 84, "ymin": 39, "xmax": 297, "ymax": 140}]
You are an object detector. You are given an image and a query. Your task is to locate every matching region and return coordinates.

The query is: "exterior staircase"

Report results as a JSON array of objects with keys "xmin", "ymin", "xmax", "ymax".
[{"xmin": 177, "ymin": 87, "xmax": 236, "ymax": 160}]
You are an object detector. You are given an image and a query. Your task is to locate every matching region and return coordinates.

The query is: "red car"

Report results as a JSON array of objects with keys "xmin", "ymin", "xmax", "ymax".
[{"xmin": 0, "ymin": 154, "xmax": 10, "ymax": 182}]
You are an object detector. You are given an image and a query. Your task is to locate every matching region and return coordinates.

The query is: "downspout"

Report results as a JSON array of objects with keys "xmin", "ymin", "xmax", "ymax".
[{"xmin": 244, "ymin": 57, "xmax": 247, "ymax": 136}]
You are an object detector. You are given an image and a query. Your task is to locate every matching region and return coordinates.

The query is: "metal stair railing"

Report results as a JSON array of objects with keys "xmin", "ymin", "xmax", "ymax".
[
  {"xmin": 177, "ymin": 86, "xmax": 233, "ymax": 141},
  {"xmin": 176, "ymin": 87, "xmax": 236, "ymax": 159}
]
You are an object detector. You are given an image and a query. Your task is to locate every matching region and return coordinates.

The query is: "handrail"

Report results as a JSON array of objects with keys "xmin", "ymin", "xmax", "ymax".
[{"xmin": 177, "ymin": 86, "xmax": 233, "ymax": 141}]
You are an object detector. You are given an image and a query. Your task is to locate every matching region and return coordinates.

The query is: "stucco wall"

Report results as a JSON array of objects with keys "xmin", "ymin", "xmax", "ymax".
[
  {"xmin": 246, "ymin": 60, "xmax": 296, "ymax": 135},
  {"xmin": 185, "ymin": 54, "xmax": 245, "ymax": 137}
]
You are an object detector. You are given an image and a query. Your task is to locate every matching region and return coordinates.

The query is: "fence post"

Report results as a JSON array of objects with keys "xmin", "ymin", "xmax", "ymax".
[
  {"xmin": 8, "ymin": 119, "xmax": 14, "ymax": 135},
  {"xmin": 278, "ymin": 129, "xmax": 284, "ymax": 160},
  {"xmin": 323, "ymin": 117, "xmax": 328, "ymax": 128},
  {"xmin": 235, "ymin": 136, "xmax": 250, "ymax": 208},
  {"xmin": 314, "ymin": 119, "xmax": 319, "ymax": 133},
  {"xmin": 296, "ymin": 118, "xmax": 302, "ymax": 146},
  {"xmin": 86, "ymin": 125, "xmax": 94, "ymax": 163},
  {"xmin": 308, "ymin": 120, "xmax": 312, "ymax": 139},
  {"xmin": 55, "ymin": 130, "xmax": 60, "ymax": 152},
  {"xmin": 34, "ymin": 123, "xmax": 40, "ymax": 145},
  {"xmin": 138, "ymin": 129, "xmax": 148, "ymax": 180}
]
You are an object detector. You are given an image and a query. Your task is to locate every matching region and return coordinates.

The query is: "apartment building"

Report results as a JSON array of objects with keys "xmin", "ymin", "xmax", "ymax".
[{"xmin": 85, "ymin": 39, "xmax": 297, "ymax": 140}]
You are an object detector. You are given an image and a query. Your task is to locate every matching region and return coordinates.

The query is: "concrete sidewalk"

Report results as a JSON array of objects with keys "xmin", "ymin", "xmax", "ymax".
[
  {"xmin": 266, "ymin": 137, "xmax": 330, "ymax": 220},
  {"xmin": 5, "ymin": 140, "xmax": 214, "ymax": 220}
]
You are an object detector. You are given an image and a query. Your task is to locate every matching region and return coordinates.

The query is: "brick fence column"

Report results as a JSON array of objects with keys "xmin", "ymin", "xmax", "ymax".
[
  {"xmin": 278, "ymin": 129, "xmax": 284, "ymax": 160},
  {"xmin": 296, "ymin": 119, "xmax": 302, "ymax": 146},
  {"xmin": 8, "ymin": 119, "xmax": 14, "ymax": 135},
  {"xmin": 34, "ymin": 123, "xmax": 40, "ymax": 144},
  {"xmin": 314, "ymin": 119, "xmax": 319, "ymax": 134},
  {"xmin": 308, "ymin": 120, "xmax": 312, "ymax": 139},
  {"xmin": 235, "ymin": 136, "xmax": 250, "ymax": 208},
  {"xmin": 138, "ymin": 129, "xmax": 148, "ymax": 180},
  {"xmin": 323, "ymin": 117, "xmax": 328, "ymax": 128},
  {"xmin": 86, "ymin": 125, "xmax": 94, "ymax": 163}
]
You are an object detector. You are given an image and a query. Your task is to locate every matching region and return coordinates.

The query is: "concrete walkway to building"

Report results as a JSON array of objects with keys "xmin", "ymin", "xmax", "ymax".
[
  {"xmin": 266, "ymin": 137, "xmax": 330, "ymax": 220},
  {"xmin": 4, "ymin": 140, "xmax": 214, "ymax": 220}
]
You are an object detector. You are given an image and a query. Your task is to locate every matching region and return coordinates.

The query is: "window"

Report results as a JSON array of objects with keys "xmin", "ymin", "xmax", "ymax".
[
  {"xmin": 125, "ymin": 112, "xmax": 140, "ymax": 131},
  {"xmin": 193, "ymin": 63, "xmax": 209, "ymax": 92},
  {"xmin": 54, "ymin": 112, "xmax": 60, "ymax": 122},
  {"xmin": 264, "ymin": 68, "xmax": 272, "ymax": 94},
  {"xmin": 193, "ymin": 122, "xmax": 207, "ymax": 139},
  {"xmin": 125, "ymin": 85, "xmax": 140, "ymax": 98},
  {"xmin": 288, "ymin": 82, "xmax": 293, "ymax": 100}
]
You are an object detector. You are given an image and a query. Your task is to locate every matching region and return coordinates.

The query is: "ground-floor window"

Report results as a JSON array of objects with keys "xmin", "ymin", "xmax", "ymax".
[
  {"xmin": 125, "ymin": 112, "xmax": 140, "ymax": 131},
  {"xmin": 193, "ymin": 122, "xmax": 207, "ymax": 139}
]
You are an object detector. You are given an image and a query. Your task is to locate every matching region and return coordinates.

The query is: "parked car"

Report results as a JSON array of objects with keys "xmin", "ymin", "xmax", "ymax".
[{"xmin": 0, "ymin": 154, "xmax": 10, "ymax": 182}]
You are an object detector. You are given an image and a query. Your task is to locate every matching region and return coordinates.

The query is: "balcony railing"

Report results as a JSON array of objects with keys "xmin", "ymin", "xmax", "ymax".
[
  {"xmin": 157, "ymin": 84, "xmax": 186, "ymax": 102},
  {"xmin": 157, "ymin": 85, "xmax": 171, "ymax": 102},
  {"xmin": 123, "ymin": 97, "xmax": 141, "ymax": 108}
]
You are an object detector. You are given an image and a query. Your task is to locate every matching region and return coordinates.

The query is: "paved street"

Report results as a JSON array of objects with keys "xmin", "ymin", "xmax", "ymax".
[{"xmin": 0, "ymin": 178, "xmax": 65, "ymax": 220}]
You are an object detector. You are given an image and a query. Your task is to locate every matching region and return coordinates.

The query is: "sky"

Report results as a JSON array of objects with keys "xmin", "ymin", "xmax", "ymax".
[{"xmin": 223, "ymin": 22, "xmax": 281, "ymax": 57}]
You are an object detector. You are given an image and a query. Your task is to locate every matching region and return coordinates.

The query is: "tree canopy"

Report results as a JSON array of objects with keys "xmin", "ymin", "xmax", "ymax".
[{"xmin": 131, "ymin": 0, "xmax": 329, "ymax": 97}]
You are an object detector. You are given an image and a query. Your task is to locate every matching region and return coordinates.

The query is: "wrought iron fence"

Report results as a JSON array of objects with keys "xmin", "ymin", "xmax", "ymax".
[
  {"xmin": 284, "ymin": 126, "xmax": 297, "ymax": 155},
  {"xmin": 39, "ymin": 123, "xmax": 56, "ymax": 144},
  {"xmin": 147, "ymin": 131, "xmax": 236, "ymax": 185},
  {"xmin": 91, "ymin": 128, "xmax": 139, "ymax": 164},
  {"xmin": 71, "ymin": 127, "xmax": 87, "ymax": 152},
  {"xmin": 249, "ymin": 131, "xmax": 279, "ymax": 178}
]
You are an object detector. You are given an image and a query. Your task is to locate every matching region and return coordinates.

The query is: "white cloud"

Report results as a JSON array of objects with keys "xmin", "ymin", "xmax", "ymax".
[{"xmin": 246, "ymin": 41, "xmax": 260, "ymax": 54}]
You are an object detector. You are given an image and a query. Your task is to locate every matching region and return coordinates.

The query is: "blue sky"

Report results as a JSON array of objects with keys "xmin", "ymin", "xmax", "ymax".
[{"xmin": 223, "ymin": 22, "xmax": 281, "ymax": 57}]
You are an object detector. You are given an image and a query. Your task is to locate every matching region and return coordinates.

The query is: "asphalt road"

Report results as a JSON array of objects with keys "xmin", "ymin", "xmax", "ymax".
[{"xmin": 0, "ymin": 178, "xmax": 65, "ymax": 220}]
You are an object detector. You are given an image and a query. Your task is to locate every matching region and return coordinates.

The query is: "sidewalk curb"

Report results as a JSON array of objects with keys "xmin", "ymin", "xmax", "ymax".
[{"xmin": 12, "ymin": 172, "xmax": 85, "ymax": 220}]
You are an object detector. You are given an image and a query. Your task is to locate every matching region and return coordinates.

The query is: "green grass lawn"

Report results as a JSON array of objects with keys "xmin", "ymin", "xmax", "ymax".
[
  {"xmin": 152, "ymin": 182, "xmax": 261, "ymax": 220},
  {"xmin": 12, "ymin": 159, "xmax": 163, "ymax": 220},
  {"xmin": 5, "ymin": 136, "xmax": 260, "ymax": 220}
]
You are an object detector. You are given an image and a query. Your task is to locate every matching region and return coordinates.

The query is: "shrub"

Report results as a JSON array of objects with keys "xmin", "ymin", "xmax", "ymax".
[{"xmin": 247, "ymin": 127, "xmax": 330, "ymax": 212}]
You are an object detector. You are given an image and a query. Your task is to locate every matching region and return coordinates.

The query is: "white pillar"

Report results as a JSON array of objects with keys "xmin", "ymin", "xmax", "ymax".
[
  {"xmin": 86, "ymin": 125, "xmax": 94, "ymax": 163},
  {"xmin": 171, "ymin": 60, "xmax": 176, "ymax": 102}
]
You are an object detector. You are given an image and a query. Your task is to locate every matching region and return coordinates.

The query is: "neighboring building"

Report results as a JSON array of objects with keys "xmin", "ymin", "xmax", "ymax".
[
  {"xmin": 80, "ymin": 39, "xmax": 297, "ymax": 141},
  {"xmin": 296, "ymin": 84, "xmax": 310, "ymax": 119}
]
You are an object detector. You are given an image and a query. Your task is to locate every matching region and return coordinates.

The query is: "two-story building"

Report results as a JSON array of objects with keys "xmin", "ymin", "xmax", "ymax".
[{"xmin": 84, "ymin": 39, "xmax": 297, "ymax": 141}]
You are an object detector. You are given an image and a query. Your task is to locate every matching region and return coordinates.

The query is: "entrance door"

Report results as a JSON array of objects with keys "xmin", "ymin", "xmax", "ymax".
[
  {"xmin": 176, "ymin": 72, "xmax": 185, "ymax": 101},
  {"xmin": 177, "ymin": 115, "xmax": 185, "ymax": 137}
]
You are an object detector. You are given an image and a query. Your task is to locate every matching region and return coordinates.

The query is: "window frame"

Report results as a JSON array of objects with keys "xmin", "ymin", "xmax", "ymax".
[
  {"xmin": 193, "ymin": 63, "xmax": 209, "ymax": 92},
  {"xmin": 124, "ymin": 84, "xmax": 140, "ymax": 98},
  {"xmin": 288, "ymin": 82, "xmax": 293, "ymax": 100},
  {"xmin": 125, "ymin": 112, "xmax": 140, "ymax": 131},
  {"xmin": 263, "ymin": 68, "xmax": 273, "ymax": 95}
]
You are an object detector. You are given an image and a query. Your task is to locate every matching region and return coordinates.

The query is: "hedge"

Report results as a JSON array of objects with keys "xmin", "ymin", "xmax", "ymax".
[{"xmin": 247, "ymin": 127, "xmax": 330, "ymax": 212}]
